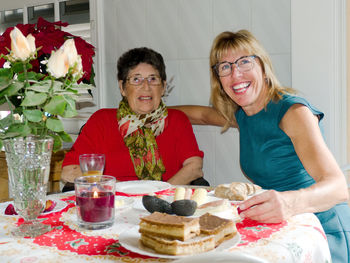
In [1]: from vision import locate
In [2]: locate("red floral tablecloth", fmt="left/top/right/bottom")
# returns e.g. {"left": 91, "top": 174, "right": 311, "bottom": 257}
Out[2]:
{"left": 0, "top": 191, "right": 331, "bottom": 263}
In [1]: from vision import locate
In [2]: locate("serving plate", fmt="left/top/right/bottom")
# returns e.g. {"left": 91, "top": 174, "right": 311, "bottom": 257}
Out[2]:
{"left": 0, "top": 198, "right": 68, "bottom": 216}
{"left": 115, "top": 180, "right": 171, "bottom": 195}
{"left": 119, "top": 225, "right": 241, "bottom": 259}
{"left": 172, "top": 251, "right": 269, "bottom": 263}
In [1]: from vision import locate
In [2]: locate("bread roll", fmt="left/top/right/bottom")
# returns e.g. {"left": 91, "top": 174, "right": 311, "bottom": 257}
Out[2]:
{"left": 214, "top": 182, "right": 261, "bottom": 201}
{"left": 191, "top": 188, "right": 207, "bottom": 206}
{"left": 184, "top": 188, "right": 192, "bottom": 199}
{"left": 174, "top": 187, "right": 186, "bottom": 200}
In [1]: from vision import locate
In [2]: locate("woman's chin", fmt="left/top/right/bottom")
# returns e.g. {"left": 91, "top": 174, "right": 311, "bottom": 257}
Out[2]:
{"left": 133, "top": 107, "right": 155, "bottom": 115}
{"left": 133, "top": 103, "right": 160, "bottom": 115}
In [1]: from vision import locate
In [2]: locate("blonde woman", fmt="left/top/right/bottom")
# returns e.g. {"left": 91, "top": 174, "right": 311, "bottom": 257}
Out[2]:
{"left": 174, "top": 30, "right": 350, "bottom": 262}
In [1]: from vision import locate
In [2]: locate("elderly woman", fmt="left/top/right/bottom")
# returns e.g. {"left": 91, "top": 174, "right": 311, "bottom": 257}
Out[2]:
{"left": 174, "top": 30, "right": 350, "bottom": 262}
{"left": 61, "top": 47, "right": 204, "bottom": 185}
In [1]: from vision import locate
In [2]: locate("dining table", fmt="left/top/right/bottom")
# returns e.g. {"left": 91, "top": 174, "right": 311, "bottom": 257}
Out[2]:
{"left": 0, "top": 182, "right": 331, "bottom": 263}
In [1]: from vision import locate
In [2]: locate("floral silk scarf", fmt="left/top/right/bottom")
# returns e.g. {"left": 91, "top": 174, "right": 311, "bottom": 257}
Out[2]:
{"left": 117, "top": 98, "right": 167, "bottom": 180}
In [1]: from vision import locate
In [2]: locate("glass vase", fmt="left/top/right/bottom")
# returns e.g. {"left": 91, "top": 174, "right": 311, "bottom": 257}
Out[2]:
{"left": 3, "top": 136, "right": 53, "bottom": 238}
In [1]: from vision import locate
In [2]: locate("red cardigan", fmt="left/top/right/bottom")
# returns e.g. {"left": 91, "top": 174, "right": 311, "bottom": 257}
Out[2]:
{"left": 62, "top": 108, "right": 204, "bottom": 182}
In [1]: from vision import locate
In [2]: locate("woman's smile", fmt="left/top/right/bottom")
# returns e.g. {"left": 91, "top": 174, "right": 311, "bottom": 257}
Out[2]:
{"left": 231, "top": 81, "right": 251, "bottom": 94}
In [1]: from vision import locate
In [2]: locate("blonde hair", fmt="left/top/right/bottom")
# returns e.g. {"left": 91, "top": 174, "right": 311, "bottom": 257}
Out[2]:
{"left": 209, "top": 30, "right": 295, "bottom": 131}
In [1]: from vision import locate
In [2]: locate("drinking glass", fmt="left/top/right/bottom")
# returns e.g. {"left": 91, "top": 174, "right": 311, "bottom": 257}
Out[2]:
{"left": 3, "top": 136, "right": 53, "bottom": 237}
{"left": 79, "top": 154, "right": 105, "bottom": 176}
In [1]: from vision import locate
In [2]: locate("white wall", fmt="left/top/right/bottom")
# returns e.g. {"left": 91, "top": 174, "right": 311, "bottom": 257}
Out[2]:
{"left": 291, "top": 0, "right": 347, "bottom": 166}
{"left": 95, "top": 0, "right": 347, "bottom": 185}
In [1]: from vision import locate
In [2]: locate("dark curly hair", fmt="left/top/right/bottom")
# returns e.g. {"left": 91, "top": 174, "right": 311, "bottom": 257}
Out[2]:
{"left": 117, "top": 47, "right": 166, "bottom": 82}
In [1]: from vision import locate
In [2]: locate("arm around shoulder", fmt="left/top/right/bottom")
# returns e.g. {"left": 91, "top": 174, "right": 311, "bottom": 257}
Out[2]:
{"left": 170, "top": 105, "right": 234, "bottom": 127}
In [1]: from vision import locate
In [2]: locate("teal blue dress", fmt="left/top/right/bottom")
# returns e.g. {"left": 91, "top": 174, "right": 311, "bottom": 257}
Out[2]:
{"left": 235, "top": 95, "right": 350, "bottom": 263}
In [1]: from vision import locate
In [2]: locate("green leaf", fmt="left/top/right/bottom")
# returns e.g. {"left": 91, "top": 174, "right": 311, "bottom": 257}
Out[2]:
{"left": 0, "top": 68, "right": 12, "bottom": 90}
{"left": 6, "top": 123, "right": 32, "bottom": 137}
{"left": 12, "top": 62, "right": 26, "bottom": 73}
{"left": 65, "top": 87, "right": 78, "bottom": 94}
{"left": 49, "top": 133, "right": 62, "bottom": 152}
{"left": 51, "top": 80, "right": 65, "bottom": 92}
{"left": 34, "top": 72, "right": 45, "bottom": 80}
{"left": 0, "top": 68, "right": 12, "bottom": 77}
{"left": 17, "top": 71, "right": 37, "bottom": 82}
{"left": 0, "top": 81, "right": 24, "bottom": 97}
{"left": 0, "top": 96, "right": 6, "bottom": 105}
{"left": 27, "top": 121, "right": 45, "bottom": 136}
{"left": 71, "top": 83, "right": 95, "bottom": 92}
{"left": 23, "top": 109, "right": 43, "bottom": 122}
{"left": 27, "top": 82, "right": 51, "bottom": 93}
{"left": 58, "top": 131, "right": 72, "bottom": 142}
{"left": 62, "top": 96, "right": 77, "bottom": 118}
{"left": 44, "top": 96, "right": 66, "bottom": 115}
{"left": 46, "top": 118, "right": 64, "bottom": 132}
{"left": 0, "top": 114, "right": 13, "bottom": 130}
{"left": 21, "top": 91, "right": 47, "bottom": 106}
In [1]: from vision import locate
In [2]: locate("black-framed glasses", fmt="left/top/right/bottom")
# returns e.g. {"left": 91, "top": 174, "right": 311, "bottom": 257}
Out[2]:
{"left": 212, "top": 55, "right": 258, "bottom": 77}
{"left": 126, "top": 74, "right": 162, "bottom": 86}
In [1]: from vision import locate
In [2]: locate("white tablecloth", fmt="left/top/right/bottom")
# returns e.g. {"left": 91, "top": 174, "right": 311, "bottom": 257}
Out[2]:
{"left": 0, "top": 191, "right": 331, "bottom": 262}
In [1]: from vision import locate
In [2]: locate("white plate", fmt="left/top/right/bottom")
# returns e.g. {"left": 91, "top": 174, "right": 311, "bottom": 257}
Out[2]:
{"left": 0, "top": 198, "right": 68, "bottom": 216}
{"left": 119, "top": 226, "right": 241, "bottom": 259}
{"left": 115, "top": 196, "right": 134, "bottom": 209}
{"left": 172, "top": 251, "right": 269, "bottom": 263}
{"left": 115, "top": 180, "right": 171, "bottom": 195}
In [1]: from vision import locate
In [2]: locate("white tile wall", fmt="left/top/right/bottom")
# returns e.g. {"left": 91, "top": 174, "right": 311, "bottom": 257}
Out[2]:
{"left": 101, "top": 0, "right": 291, "bottom": 185}
{"left": 178, "top": 0, "right": 213, "bottom": 59}
{"left": 179, "top": 59, "right": 211, "bottom": 105}
{"left": 252, "top": 0, "right": 291, "bottom": 54}
{"left": 147, "top": 0, "right": 179, "bottom": 60}
{"left": 212, "top": 0, "right": 252, "bottom": 36}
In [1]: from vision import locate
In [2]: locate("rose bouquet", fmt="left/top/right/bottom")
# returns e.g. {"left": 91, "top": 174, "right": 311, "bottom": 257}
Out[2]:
{"left": 0, "top": 17, "right": 95, "bottom": 151}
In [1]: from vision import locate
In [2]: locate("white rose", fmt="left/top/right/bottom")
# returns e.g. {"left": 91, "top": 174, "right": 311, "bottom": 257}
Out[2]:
{"left": 71, "top": 55, "right": 83, "bottom": 79}
{"left": 26, "top": 34, "right": 36, "bottom": 55}
{"left": 10, "top": 27, "right": 36, "bottom": 61}
{"left": 46, "top": 47, "right": 69, "bottom": 78}
{"left": 62, "top": 39, "right": 78, "bottom": 67}
{"left": 62, "top": 39, "right": 83, "bottom": 78}
{"left": 48, "top": 39, "right": 83, "bottom": 79}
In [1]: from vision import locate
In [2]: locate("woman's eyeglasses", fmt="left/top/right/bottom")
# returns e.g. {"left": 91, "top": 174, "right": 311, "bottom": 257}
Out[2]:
{"left": 126, "top": 74, "right": 162, "bottom": 86}
{"left": 213, "top": 55, "right": 258, "bottom": 77}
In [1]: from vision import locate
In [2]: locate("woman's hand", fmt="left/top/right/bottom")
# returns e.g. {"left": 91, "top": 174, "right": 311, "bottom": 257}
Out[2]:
{"left": 61, "top": 165, "right": 82, "bottom": 183}
{"left": 167, "top": 156, "right": 203, "bottom": 185}
{"left": 238, "top": 190, "right": 296, "bottom": 223}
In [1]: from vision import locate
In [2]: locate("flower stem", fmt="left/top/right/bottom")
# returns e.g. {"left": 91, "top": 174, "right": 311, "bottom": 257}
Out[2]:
{"left": 22, "top": 61, "right": 28, "bottom": 124}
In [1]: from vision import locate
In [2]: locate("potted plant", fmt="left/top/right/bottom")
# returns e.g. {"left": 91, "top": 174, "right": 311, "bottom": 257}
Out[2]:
{"left": 0, "top": 17, "right": 95, "bottom": 237}
{"left": 0, "top": 17, "right": 95, "bottom": 150}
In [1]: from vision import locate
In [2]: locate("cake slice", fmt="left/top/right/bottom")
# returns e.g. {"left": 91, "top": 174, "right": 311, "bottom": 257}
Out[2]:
{"left": 140, "top": 233, "right": 215, "bottom": 255}
{"left": 138, "top": 212, "right": 237, "bottom": 256}
{"left": 139, "top": 212, "right": 200, "bottom": 241}
{"left": 199, "top": 213, "right": 237, "bottom": 246}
